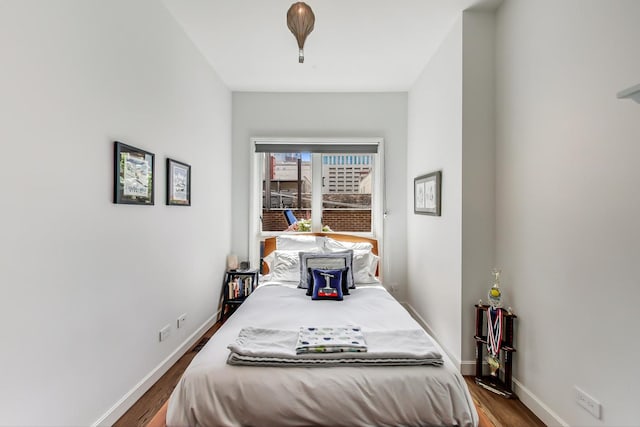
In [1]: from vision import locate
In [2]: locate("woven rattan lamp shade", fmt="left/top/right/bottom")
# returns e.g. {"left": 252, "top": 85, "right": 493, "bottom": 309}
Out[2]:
{"left": 286, "top": 2, "right": 315, "bottom": 63}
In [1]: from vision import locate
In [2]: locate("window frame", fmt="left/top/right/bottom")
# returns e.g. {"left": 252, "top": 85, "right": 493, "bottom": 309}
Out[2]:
{"left": 249, "top": 137, "right": 384, "bottom": 269}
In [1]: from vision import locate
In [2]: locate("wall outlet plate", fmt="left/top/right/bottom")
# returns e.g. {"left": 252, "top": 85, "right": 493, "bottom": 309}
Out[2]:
{"left": 574, "top": 386, "right": 601, "bottom": 419}
{"left": 177, "top": 313, "right": 187, "bottom": 329}
{"left": 159, "top": 325, "right": 171, "bottom": 342}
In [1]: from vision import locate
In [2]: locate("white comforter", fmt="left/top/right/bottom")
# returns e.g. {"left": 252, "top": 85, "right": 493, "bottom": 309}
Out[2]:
{"left": 167, "top": 283, "right": 478, "bottom": 427}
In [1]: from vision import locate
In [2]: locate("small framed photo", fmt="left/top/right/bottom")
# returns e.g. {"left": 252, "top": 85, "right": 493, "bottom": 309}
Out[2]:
{"left": 114, "top": 141, "right": 154, "bottom": 205}
{"left": 166, "top": 158, "right": 191, "bottom": 206}
{"left": 414, "top": 171, "right": 442, "bottom": 216}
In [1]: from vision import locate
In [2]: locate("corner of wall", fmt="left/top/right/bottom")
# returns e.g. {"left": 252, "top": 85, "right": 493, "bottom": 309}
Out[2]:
{"left": 402, "top": 303, "right": 462, "bottom": 370}
{"left": 460, "top": 7, "right": 497, "bottom": 364}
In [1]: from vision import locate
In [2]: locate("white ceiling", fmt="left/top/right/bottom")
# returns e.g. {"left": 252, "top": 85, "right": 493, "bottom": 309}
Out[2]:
{"left": 163, "top": 0, "right": 501, "bottom": 92}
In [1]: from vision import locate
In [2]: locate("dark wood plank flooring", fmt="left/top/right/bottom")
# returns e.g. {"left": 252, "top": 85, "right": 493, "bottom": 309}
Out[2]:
{"left": 115, "top": 321, "right": 545, "bottom": 427}
{"left": 464, "top": 376, "right": 546, "bottom": 427}
{"left": 113, "top": 322, "right": 222, "bottom": 427}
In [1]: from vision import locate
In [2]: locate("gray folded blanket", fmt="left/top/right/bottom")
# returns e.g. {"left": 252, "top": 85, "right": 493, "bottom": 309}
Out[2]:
{"left": 227, "top": 327, "right": 444, "bottom": 367}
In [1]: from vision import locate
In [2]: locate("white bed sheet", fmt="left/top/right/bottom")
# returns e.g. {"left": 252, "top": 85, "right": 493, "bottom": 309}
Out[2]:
{"left": 167, "top": 282, "right": 478, "bottom": 427}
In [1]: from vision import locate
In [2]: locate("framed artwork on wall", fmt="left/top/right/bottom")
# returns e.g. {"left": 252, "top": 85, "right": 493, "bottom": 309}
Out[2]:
{"left": 414, "top": 170, "right": 441, "bottom": 216}
{"left": 114, "top": 141, "right": 155, "bottom": 205}
{"left": 166, "top": 158, "right": 191, "bottom": 206}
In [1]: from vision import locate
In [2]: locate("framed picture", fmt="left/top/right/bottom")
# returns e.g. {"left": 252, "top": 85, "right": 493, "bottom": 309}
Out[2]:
{"left": 166, "top": 158, "right": 191, "bottom": 206}
{"left": 114, "top": 141, "right": 154, "bottom": 205}
{"left": 414, "top": 171, "right": 441, "bottom": 216}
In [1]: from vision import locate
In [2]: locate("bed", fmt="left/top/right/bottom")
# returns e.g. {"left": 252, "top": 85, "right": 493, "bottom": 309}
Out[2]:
{"left": 167, "top": 233, "right": 478, "bottom": 427}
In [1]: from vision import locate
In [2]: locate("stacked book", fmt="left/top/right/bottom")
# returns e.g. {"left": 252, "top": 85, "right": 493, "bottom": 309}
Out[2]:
{"left": 228, "top": 276, "right": 253, "bottom": 300}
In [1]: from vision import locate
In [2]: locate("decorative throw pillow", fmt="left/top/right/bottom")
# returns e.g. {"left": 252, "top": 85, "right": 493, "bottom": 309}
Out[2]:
{"left": 298, "top": 250, "right": 354, "bottom": 290}
{"left": 306, "top": 267, "right": 350, "bottom": 296}
{"left": 311, "top": 269, "right": 344, "bottom": 301}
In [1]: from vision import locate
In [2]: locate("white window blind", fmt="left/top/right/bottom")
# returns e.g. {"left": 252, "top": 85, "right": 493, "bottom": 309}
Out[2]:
{"left": 254, "top": 140, "right": 379, "bottom": 154}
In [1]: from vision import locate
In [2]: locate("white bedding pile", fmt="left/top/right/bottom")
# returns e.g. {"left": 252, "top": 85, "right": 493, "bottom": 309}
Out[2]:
{"left": 167, "top": 282, "right": 478, "bottom": 427}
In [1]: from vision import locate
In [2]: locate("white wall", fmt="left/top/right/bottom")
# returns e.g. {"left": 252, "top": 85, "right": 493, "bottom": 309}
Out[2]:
{"left": 232, "top": 92, "right": 408, "bottom": 299}
{"left": 407, "top": 17, "right": 464, "bottom": 363}
{"left": 495, "top": 1, "right": 640, "bottom": 425}
{"left": 461, "top": 12, "right": 496, "bottom": 366}
{"left": 407, "top": 12, "right": 495, "bottom": 367}
{"left": 0, "top": 1, "right": 231, "bottom": 426}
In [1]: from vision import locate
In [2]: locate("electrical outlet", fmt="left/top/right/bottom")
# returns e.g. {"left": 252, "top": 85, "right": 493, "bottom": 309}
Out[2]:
{"left": 177, "top": 313, "right": 187, "bottom": 329}
{"left": 159, "top": 324, "right": 171, "bottom": 342}
{"left": 390, "top": 283, "right": 398, "bottom": 293}
{"left": 575, "top": 386, "right": 601, "bottom": 419}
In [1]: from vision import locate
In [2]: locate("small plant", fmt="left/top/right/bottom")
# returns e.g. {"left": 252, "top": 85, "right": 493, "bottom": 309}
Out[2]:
{"left": 286, "top": 219, "right": 332, "bottom": 232}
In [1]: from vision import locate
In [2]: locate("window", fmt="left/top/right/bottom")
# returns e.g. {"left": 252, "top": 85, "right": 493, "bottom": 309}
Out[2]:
{"left": 250, "top": 138, "right": 384, "bottom": 266}
{"left": 322, "top": 154, "right": 373, "bottom": 232}
{"left": 261, "top": 152, "right": 312, "bottom": 232}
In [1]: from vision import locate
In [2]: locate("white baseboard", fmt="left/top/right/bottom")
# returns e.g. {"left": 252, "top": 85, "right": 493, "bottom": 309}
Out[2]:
{"left": 402, "top": 303, "right": 478, "bottom": 376}
{"left": 402, "top": 302, "right": 568, "bottom": 426}
{"left": 460, "top": 360, "right": 477, "bottom": 376}
{"left": 513, "top": 377, "right": 569, "bottom": 427}
{"left": 401, "top": 302, "right": 462, "bottom": 369}
{"left": 91, "top": 311, "right": 219, "bottom": 427}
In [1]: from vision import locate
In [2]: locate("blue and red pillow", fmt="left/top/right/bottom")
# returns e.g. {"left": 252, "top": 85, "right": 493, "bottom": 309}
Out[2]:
{"left": 306, "top": 267, "right": 350, "bottom": 297}
{"left": 310, "top": 268, "right": 345, "bottom": 300}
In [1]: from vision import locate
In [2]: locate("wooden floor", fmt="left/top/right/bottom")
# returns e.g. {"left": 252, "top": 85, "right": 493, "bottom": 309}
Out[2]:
{"left": 115, "top": 321, "right": 545, "bottom": 427}
{"left": 464, "top": 377, "right": 546, "bottom": 427}
{"left": 113, "top": 322, "right": 222, "bottom": 427}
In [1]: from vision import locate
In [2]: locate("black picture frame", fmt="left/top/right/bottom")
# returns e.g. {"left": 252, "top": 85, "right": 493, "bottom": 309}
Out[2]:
{"left": 166, "top": 158, "right": 191, "bottom": 206}
{"left": 114, "top": 141, "right": 155, "bottom": 205}
{"left": 414, "top": 170, "right": 442, "bottom": 216}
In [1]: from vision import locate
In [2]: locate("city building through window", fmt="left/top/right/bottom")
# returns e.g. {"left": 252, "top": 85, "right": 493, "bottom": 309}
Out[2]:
{"left": 259, "top": 152, "right": 375, "bottom": 233}
{"left": 250, "top": 138, "right": 384, "bottom": 266}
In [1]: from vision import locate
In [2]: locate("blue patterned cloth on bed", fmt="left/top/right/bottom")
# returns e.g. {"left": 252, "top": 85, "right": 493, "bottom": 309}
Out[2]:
{"left": 296, "top": 326, "right": 368, "bottom": 354}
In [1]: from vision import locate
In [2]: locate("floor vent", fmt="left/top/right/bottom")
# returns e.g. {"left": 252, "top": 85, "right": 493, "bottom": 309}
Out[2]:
{"left": 192, "top": 337, "right": 210, "bottom": 352}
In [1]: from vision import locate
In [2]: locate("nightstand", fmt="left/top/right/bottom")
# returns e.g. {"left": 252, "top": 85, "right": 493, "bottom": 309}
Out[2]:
{"left": 219, "top": 269, "right": 259, "bottom": 322}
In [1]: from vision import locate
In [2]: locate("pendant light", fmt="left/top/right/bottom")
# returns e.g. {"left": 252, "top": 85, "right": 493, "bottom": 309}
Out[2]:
{"left": 287, "top": 2, "right": 315, "bottom": 63}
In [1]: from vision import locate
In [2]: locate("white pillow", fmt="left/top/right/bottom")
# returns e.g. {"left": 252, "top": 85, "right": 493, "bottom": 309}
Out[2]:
{"left": 352, "top": 250, "right": 380, "bottom": 284}
{"left": 324, "top": 237, "right": 373, "bottom": 252}
{"left": 276, "top": 235, "right": 326, "bottom": 251}
{"left": 264, "top": 248, "right": 321, "bottom": 282}
{"left": 262, "top": 251, "right": 275, "bottom": 273}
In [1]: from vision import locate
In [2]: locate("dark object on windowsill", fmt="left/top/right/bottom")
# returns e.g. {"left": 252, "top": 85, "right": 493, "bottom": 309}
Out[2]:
{"left": 284, "top": 209, "right": 298, "bottom": 226}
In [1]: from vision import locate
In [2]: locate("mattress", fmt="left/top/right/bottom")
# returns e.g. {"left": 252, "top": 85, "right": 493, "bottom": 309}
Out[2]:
{"left": 167, "top": 282, "right": 478, "bottom": 427}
